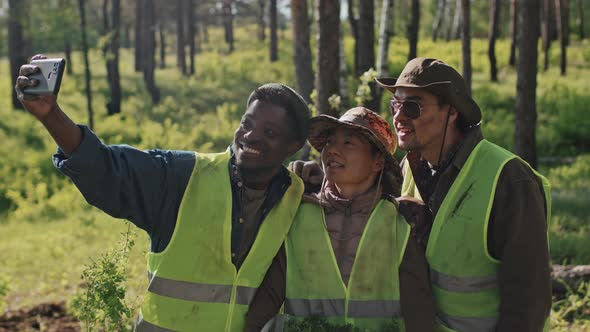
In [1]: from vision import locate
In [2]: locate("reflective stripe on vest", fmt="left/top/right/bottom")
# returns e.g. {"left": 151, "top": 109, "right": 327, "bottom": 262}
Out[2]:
{"left": 136, "top": 316, "right": 175, "bottom": 332}
{"left": 435, "top": 314, "right": 497, "bottom": 332}
{"left": 284, "top": 299, "right": 402, "bottom": 318}
{"left": 430, "top": 269, "right": 498, "bottom": 293}
{"left": 147, "top": 273, "right": 257, "bottom": 305}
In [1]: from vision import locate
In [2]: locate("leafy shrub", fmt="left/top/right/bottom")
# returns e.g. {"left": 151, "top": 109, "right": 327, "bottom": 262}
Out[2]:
{"left": 70, "top": 225, "right": 136, "bottom": 332}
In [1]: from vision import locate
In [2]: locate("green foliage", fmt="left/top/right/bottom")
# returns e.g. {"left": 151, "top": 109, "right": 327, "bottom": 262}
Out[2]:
{"left": 0, "top": 276, "right": 10, "bottom": 312}
{"left": 549, "top": 155, "right": 590, "bottom": 191}
{"left": 355, "top": 68, "right": 378, "bottom": 107}
{"left": 551, "top": 282, "right": 590, "bottom": 331}
{"left": 70, "top": 225, "right": 136, "bottom": 332}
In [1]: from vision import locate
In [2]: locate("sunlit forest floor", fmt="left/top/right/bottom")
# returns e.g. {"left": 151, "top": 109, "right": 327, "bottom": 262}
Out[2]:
{"left": 1, "top": 26, "right": 589, "bottom": 329}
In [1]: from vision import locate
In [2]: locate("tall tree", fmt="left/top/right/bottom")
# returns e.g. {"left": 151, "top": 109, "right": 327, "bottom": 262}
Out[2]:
{"left": 316, "top": 0, "right": 340, "bottom": 117}
{"left": 376, "top": 0, "right": 394, "bottom": 105}
{"left": 509, "top": 0, "right": 518, "bottom": 66}
{"left": 102, "top": 0, "right": 110, "bottom": 56}
{"left": 105, "top": 0, "right": 121, "bottom": 115}
{"left": 223, "top": 0, "right": 234, "bottom": 53}
{"left": 488, "top": 0, "right": 501, "bottom": 82}
{"left": 444, "top": 0, "right": 453, "bottom": 41}
{"left": 407, "top": 0, "right": 420, "bottom": 60}
{"left": 159, "top": 22, "right": 166, "bottom": 68}
{"left": 143, "top": 0, "right": 161, "bottom": 103}
{"left": 461, "top": 0, "right": 471, "bottom": 95}
{"left": 555, "top": 0, "right": 568, "bottom": 75}
{"left": 542, "top": 0, "right": 552, "bottom": 71}
{"left": 59, "top": 0, "right": 74, "bottom": 75}
{"left": 377, "top": 0, "right": 395, "bottom": 78}
{"left": 291, "top": 0, "right": 314, "bottom": 103}
{"left": 78, "top": 0, "right": 94, "bottom": 129}
{"left": 348, "top": 0, "right": 359, "bottom": 75}
{"left": 258, "top": 0, "right": 266, "bottom": 41}
{"left": 357, "top": 0, "right": 378, "bottom": 110}
{"left": 515, "top": 0, "right": 540, "bottom": 168}
{"left": 177, "top": 0, "right": 187, "bottom": 74}
{"left": 188, "top": 0, "right": 196, "bottom": 75}
{"left": 8, "top": 0, "right": 28, "bottom": 110}
{"left": 134, "top": 0, "right": 143, "bottom": 72}
{"left": 270, "top": 0, "right": 278, "bottom": 62}
{"left": 432, "top": 0, "right": 446, "bottom": 41}
{"left": 451, "top": 0, "right": 462, "bottom": 39}
{"left": 578, "top": 0, "right": 585, "bottom": 39}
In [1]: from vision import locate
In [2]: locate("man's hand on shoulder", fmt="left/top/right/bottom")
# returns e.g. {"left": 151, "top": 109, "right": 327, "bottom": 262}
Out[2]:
{"left": 288, "top": 160, "right": 324, "bottom": 193}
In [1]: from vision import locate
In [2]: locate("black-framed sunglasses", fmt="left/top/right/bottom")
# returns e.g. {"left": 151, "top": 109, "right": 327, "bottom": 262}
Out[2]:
{"left": 389, "top": 99, "right": 439, "bottom": 120}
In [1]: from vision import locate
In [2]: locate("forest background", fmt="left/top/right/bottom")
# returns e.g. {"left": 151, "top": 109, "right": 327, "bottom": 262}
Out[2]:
{"left": 0, "top": 0, "right": 589, "bottom": 330}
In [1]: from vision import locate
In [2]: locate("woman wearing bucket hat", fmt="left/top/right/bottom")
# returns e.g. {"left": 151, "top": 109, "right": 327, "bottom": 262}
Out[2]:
{"left": 245, "top": 107, "right": 435, "bottom": 332}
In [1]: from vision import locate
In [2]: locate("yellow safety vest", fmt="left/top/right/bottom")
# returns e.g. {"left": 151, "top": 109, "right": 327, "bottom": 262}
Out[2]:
{"left": 139, "top": 150, "right": 303, "bottom": 331}
{"left": 402, "top": 140, "right": 551, "bottom": 332}
{"left": 284, "top": 199, "right": 410, "bottom": 331}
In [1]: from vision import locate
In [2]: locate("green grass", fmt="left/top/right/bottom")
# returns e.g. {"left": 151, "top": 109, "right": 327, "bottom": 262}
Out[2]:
{"left": 0, "top": 26, "right": 589, "bottom": 328}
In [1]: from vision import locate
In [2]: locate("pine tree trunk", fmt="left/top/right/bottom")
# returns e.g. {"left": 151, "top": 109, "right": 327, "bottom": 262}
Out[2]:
{"left": 78, "top": 0, "right": 94, "bottom": 129}
{"left": 432, "top": 0, "right": 446, "bottom": 41}
{"left": 376, "top": 0, "right": 394, "bottom": 106}
{"left": 578, "top": 0, "right": 585, "bottom": 39}
{"left": 515, "top": 0, "right": 540, "bottom": 169}
{"left": 106, "top": 0, "right": 121, "bottom": 115}
{"left": 102, "top": 0, "right": 109, "bottom": 56}
{"left": 8, "top": 0, "right": 28, "bottom": 110}
{"left": 270, "top": 0, "right": 278, "bottom": 62}
{"left": 461, "top": 0, "right": 471, "bottom": 95}
{"left": 339, "top": 29, "right": 349, "bottom": 109}
{"left": 290, "top": 0, "right": 314, "bottom": 103}
{"left": 188, "top": 0, "right": 196, "bottom": 75}
{"left": 542, "top": 0, "right": 552, "bottom": 71}
{"left": 444, "top": 0, "right": 453, "bottom": 41}
{"left": 258, "top": 0, "right": 266, "bottom": 41}
{"left": 358, "top": 0, "right": 378, "bottom": 111}
{"left": 407, "top": 0, "right": 420, "bottom": 61}
{"left": 555, "top": 0, "right": 567, "bottom": 75}
{"left": 452, "top": 0, "right": 462, "bottom": 40}
{"left": 64, "top": 40, "right": 73, "bottom": 75}
{"left": 143, "top": 0, "right": 160, "bottom": 104}
{"left": 348, "top": 0, "right": 359, "bottom": 76}
{"left": 177, "top": 0, "right": 187, "bottom": 74}
{"left": 509, "top": 0, "right": 518, "bottom": 66}
{"left": 488, "top": 0, "right": 500, "bottom": 82}
{"left": 134, "top": 0, "right": 142, "bottom": 72}
{"left": 223, "top": 0, "right": 234, "bottom": 53}
{"left": 316, "top": 0, "right": 340, "bottom": 117}
{"left": 159, "top": 23, "right": 166, "bottom": 69}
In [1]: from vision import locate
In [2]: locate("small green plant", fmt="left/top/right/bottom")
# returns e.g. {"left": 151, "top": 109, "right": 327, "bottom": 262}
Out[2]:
{"left": 70, "top": 224, "right": 137, "bottom": 332}
{"left": 551, "top": 281, "right": 590, "bottom": 330}
{"left": 0, "top": 276, "right": 10, "bottom": 312}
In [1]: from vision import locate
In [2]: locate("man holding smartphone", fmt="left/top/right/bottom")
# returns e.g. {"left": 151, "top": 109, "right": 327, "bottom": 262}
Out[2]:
{"left": 15, "top": 55, "right": 311, "bottom": 331}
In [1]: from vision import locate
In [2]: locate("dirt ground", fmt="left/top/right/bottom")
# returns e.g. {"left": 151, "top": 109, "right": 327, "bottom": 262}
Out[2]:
{"left": 0, "top": 302, "right": 80, "bottom": 332}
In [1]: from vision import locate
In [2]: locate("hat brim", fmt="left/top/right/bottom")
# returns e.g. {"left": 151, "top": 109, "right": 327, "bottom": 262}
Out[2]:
{"left": 307, "top": 115, "right": 400, "bottom": 174}
{"left": 375, "top": 77, "right": 482, "bottom": 126}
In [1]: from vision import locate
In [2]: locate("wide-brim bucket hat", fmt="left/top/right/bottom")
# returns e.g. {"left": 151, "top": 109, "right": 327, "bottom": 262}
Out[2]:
{"left": 375, "top": 57, "right": 482, "bottom": 127}
{"left": 308, "top": 107, "right": 403, "bottom": 196}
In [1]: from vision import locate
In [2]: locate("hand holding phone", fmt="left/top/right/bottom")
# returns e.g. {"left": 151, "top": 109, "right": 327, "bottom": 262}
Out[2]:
{"left": 23, "top": 58, "right": 66, "bottom": 96}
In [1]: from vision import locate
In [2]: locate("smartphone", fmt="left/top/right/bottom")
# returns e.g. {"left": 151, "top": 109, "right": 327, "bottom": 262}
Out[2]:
{"left": 24, "top": 58, "right": 66, "bottom": 96}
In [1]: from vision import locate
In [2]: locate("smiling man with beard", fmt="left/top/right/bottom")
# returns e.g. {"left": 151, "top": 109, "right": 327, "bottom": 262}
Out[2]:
{"left": 15, "top": 56, "right": 310, "bottom": 332}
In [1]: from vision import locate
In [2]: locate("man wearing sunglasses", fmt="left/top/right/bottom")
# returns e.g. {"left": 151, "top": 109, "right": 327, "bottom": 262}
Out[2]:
{"left": 374, "top": 57, "right": 551, "bottom": 332}
{"left": 291, "top": 57, "right": 551, "bottom": 332}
